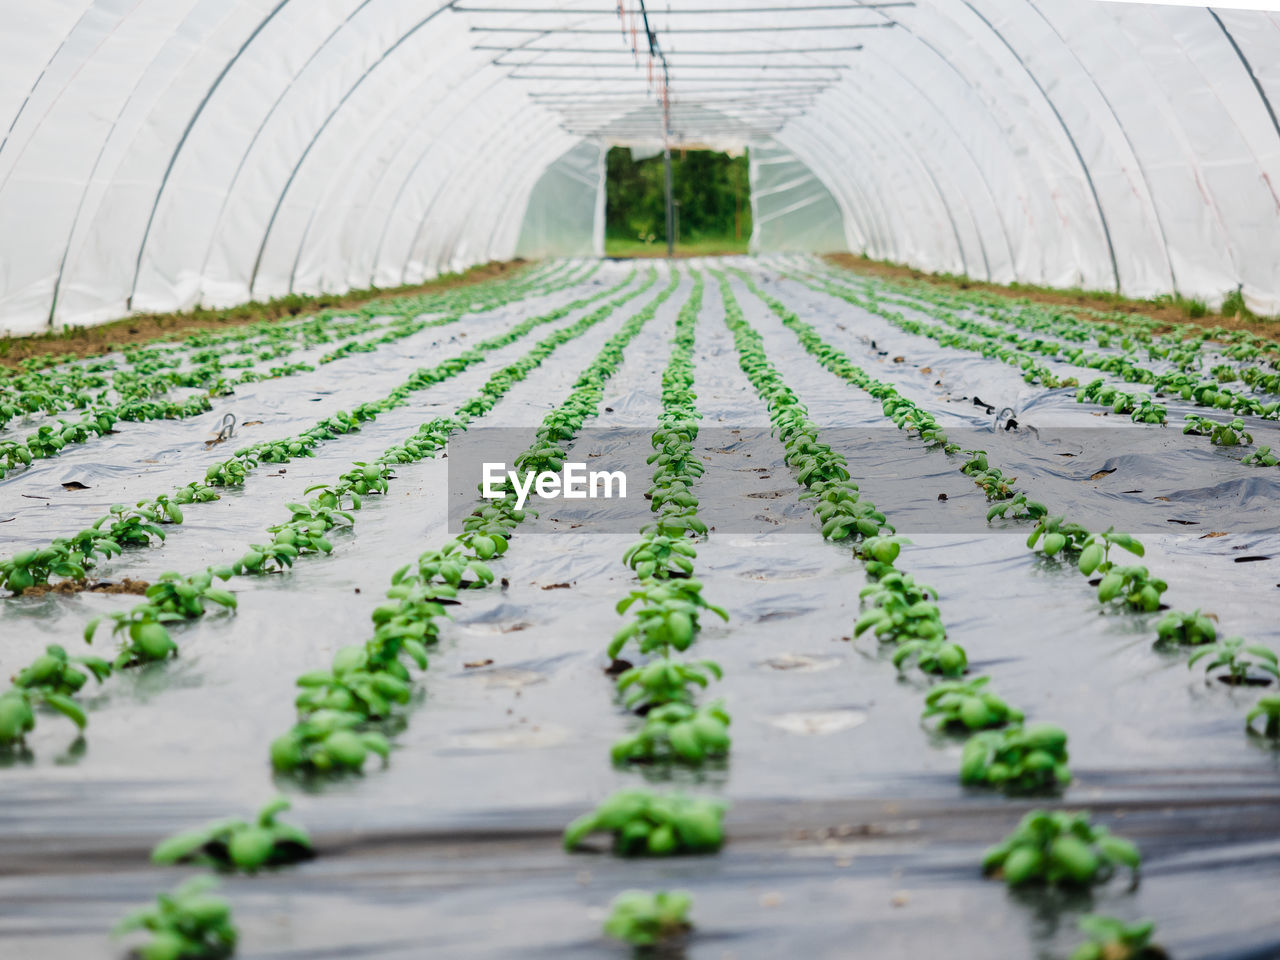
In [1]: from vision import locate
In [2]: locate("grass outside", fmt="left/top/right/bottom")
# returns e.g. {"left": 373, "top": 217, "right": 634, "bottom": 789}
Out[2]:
{"left": 824, "top": 252, "right": 1280, "bottom": 342}
{"left": 0, "top": 260, "right": 526, "bottom": 370}
{"left": 605, "top": 235, "right": 749, "bottom": 259}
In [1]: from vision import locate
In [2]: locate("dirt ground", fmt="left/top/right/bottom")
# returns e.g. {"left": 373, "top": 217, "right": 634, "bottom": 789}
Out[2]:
{"left": 824, "top": 252, "right": 1280, "bottom": 343}
{"left": 0, "top": 260, "right": 524, "bottom": 371}
{"left": 18, "top": 578, "right": 151, "bottom": 597}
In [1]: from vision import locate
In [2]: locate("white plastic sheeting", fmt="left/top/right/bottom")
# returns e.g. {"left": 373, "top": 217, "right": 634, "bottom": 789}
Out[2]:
{"left": 748, "top": 139, "right": 847, "bottom": 255}
{"left": 1, "top": 1, "right": 1279, "bottom": 335}
{"left": 0, "top": 0, "right": 581, "bottom": 335}
{"left": 516, "top": 141, "right": 606, "bottom": 259}
{"left": 772, "top": 2, "right": 1280, "bottom": 310}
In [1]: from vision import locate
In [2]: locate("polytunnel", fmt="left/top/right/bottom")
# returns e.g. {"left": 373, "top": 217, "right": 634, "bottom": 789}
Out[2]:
{"left": 7, "top": 4, "right": 1280, "bottom": 960}
{"left": 2, "top": 0, "right": 1280, "bottom": 336}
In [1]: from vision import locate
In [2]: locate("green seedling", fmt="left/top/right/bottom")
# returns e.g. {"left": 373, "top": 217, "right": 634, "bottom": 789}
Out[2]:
{"left": 231, "top": 536, "right": 301, "bottom": 575}
{"left": 961, "top": 451, "right": 990, "bottom": 476}
{"left": 639, "top": 512, "right": 708, "bottom": 539}
{"left": 144, "top": 568, "right": 237, "bottom": 618}
{"left": 982, "top": 809, "right": 1140, "bottom": 888}
{"left": 1026, "top": 515, "right": 1091, "bottom": 557}
{"left": 151, "top": 796, "right": 312, "bottom": 872}
{"left": 85, "top": 607, "right": 179, "bottom": 668}
{"left": 1096, "top": 564, "right": 1168, "bottom": 612}
{"left": 564, "top": 789, "right": 727, "bottom": 856}
{"left": 172, "top": 482, "right": 220, "bottom": 505}
{"left": 258, "top": 436, "right": 318, "bottom": 465}
{"left": 13, "top": 643, "right": 112, "bottom": 695}
{"left": 25, "top": 424, "right": 67, "bottom": 458}
{"left": 922, "top": 676, "right": 1023, "bottom": 732}
{"left": 1077, "top": 529, "right": 1145, "bottom": 576}
{"left": 368, "top": 580, "right": 452, "bottom": 669}
{"left": 986, "top": 493, "right": 1047, "bottom": 522}
{"left": 1188, "top": 636, "right": 1279, "bottom": 685}
{"left": 459, "top": 511, "right": 515, "bottom": 559}
{"left": 892, "top": 638, "right": 969, "bottom": 677}
{"left": 114, "top": 874, "right": 237, "bottom": 960}
{"left": 1242, "top": 445, "right": 1278, "bottom": 467}
{"left": 609, "top": 580, "right": 729, "bottom": 659}
{"left": 1, "top": 642, "right": 110, "bottom": 743}
{"left": 136, "top": 494, "right": 184, "bottom": 526}
{"left": 855, "top": 572, "right": 946, "bottom": 645}
{"left": 611, "top": 700, "right": 731, "bottom": 765}
{"left": 339, "top": 460, "right": 390, "bottom": 496}
{"left": 623, "top": 535, "right": 698, "bottom": 580}
{"left": 603, "top": 890, "right": 693, "bottom": 949}
{"left": 802, "top": 479, "right": 887, "bottom": 541}
{"left": 1128, "top": 398, "right": 1166, "bottom": 424}
{"left": 0, "top": 541, "right": 91, "bottom": 593}
{"left": 973, "top": 467, "right": 1016, "bottom": 501}
{"left": 270, "top": 709, "right": 390, "bottom": 774}
{"left": 1184, "top": 414, "right": 1252, "bottom": 445}
{"left": 277, "top": 497, "right": 353, "bottom": 535}
{"left": 1246, "top": 695, "right": 1280, "bottom": 737}
{"left": 410, "top": 540, "right": 494, "bottom": 588}
{"left": 961, "top": 723, "right": 1071, "bottom": 793}
{"left": 648, "top": 475, "right": 700, "bottom": 514}
{"left": 205, "top": 448, "right": 259, "bottom": 486}
{"left": 615, "top": 658, "right": 723, "bottom": 712}
{"left": 1069, "top": 916, "right": 1167, "bottom": 960}
{"left": 1155, "top": 608, "right": 1217, "bottom": 646}
{"left": 0, "top": 686, "right": 83, "bottom": 745}
{"left": 857, "top": 535, "right": 910, "bottom": 568}
{"left": 99, "top": 502, "right": 169, "bottom": 549}
{"left": 0, "top": 439, "right": 34, "bottom": 476}
{"left": 295, "top": 645, "right": 412, "bottom": 719}
{"left": 1076, "top": 530, "right": 1166, "bottom": 610}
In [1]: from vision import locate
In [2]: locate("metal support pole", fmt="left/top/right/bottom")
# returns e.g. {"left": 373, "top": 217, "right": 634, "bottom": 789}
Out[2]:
{"left": 664, "top": 144, "right": 674, "bottom": 258}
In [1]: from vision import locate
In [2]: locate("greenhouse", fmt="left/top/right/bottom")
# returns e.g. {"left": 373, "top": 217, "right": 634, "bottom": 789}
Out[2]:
{"left": 2, "top": 2, "right": 1280, "bottom": 958}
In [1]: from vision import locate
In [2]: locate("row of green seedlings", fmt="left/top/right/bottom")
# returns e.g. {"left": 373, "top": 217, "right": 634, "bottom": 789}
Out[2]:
{"left": 741, "top": 270, "right": 1280, "bottom": 741}
{"left": 794, "top": 265, "right": 1280, "bottom": 429}
{"left": 849, "top": 262, "right": 1280, "bottom": 391}
{"left": 0, "top": 261, "right": 586, "bottom": 480}
{"left": 0, "top": 269, "right": 641, "bottom": 597}
{"left": 101, "top": 267, "right": 685, "bottom": 960}
{"left": 0, "top": 307, "right": 364, "bottom": 425}
{"left": 275, "top": 260, "right": 579, "bottom": 373}
{"left": 5, "top": 259, "right": 583, "bottom": 466}
{"left": 0, "top": 258, "right": 565, "bottom": 385}
{"left": 0, "top": 260, "right": 567, "bottom": 476}
{"left": 814, "top": 264, "right": 1245, "bottom": 418}
{"left": 839, "top": 262, "right": 1274, "bottom": 388}
{"left": 313, "top": 260, "right": 593, "bottom": 365}
{"left": 1180, "top": 414, "right": 1280, "bottom": 471}
{"left": 0, "top": 268, "right": 659, "bottom": 760}
{"left": 715, "top": 271, "right": 1154, "bottom": 959}
{"left": 791, "top": 265, "right": 1156, "bottom": 421}
{"left": 573, "top": 272, "right": 724, "bottom": 950}
{"left": 810, "top": 257, "right": 1280, "bottom": 397}
{"left": 0, "top": 262, "right": 558, "bottom": 434}
{"left": 1172, "top": 412, "right": 1280, "bottom": 473}
{"left": 0, "top": 259, "right": 563, "bottom": 402}
{"left": 807, "top": 262, "right": 1280, "bottom": 457}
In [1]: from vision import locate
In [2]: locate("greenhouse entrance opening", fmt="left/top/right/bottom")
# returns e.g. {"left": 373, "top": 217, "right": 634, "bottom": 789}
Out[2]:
{"left": 604, "top": 146, "right": 750, "bottom": 258}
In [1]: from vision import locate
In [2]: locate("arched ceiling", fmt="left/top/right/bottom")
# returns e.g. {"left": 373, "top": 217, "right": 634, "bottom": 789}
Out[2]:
{"left": 1, "top": 0, "right": 1278, "bottom": 334}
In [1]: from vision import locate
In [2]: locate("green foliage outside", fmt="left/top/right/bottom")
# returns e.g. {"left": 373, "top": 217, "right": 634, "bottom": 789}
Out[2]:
{"left": 605, "top": 147, "right": 750, "bottom": 255}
